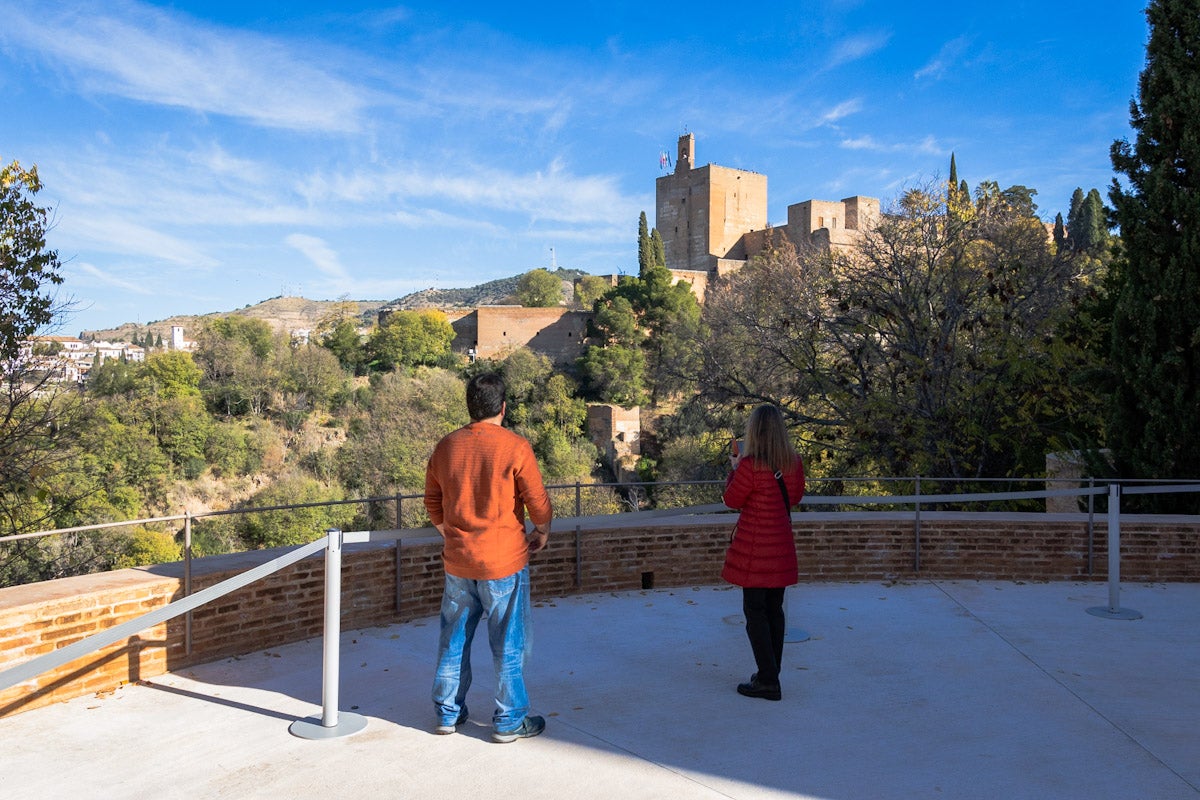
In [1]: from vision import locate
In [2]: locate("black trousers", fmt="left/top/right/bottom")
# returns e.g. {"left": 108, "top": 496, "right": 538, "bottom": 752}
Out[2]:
{"left": 742, "top": 587, "right": 786, "bottom": 685}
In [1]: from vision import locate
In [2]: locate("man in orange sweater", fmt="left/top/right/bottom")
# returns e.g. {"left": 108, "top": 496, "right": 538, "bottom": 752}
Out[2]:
{"left": 424, "top": 372, "right": 552, "bottom": 743}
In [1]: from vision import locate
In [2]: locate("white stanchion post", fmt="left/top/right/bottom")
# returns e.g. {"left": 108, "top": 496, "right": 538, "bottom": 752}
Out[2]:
{"left": 290, "top": 529, "right": 369, "bottom": 739}
{"left": 783, "top": 586, "right": 809, "bottom": 643}
{"left": 1087, "top": 484, "right": 1142, "bottom": 621}
{"left": 321, "top": 527, "right": 342, "bottom": 727}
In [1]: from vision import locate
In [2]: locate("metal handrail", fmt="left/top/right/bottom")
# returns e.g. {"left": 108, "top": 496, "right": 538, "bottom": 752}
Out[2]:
{"left": 5, "top": 475, "right": 1166, "bottom": 546}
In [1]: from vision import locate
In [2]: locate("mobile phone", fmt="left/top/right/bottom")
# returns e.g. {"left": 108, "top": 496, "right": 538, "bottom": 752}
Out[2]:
{"left": 731, "top": 439, "right": 743, "bottom": 456}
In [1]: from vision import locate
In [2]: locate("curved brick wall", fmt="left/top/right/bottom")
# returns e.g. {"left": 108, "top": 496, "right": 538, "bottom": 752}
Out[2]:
{"left": 1, "top": 512, "right": 1197, "bottom": 718}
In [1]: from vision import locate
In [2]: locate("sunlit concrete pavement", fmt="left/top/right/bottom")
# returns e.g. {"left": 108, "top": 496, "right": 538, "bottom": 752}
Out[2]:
{"left": 2, "top": 580, "right": 1198, "bottom": 799}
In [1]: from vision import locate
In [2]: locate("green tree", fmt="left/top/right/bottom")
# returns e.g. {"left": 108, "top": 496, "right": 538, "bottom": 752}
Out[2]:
{"left": 321, "top": 318, "right": 366, "bottom": 374}
{"left": 637, "top": 211, "right": 653, "bottom": 274}
{"left": 574, "top": 275, "right": 611, "bottom": 309}
{"left": 649, "top": 228, "right": 666, "bottom": 269}
{"left": 194, "top": 317, "right": 281, "bottom": 416}
{"left": 277, "top": 343, "right": 348, "bottom": 428}
{"left": 637, "top": 211, "right": 667, "bottom": 275}
{"left": 236, "top": 473, "right": 353, "bottom": 549}
{"left": 1107, "top": 0, "right": 1200, "bottom": 505}
{"left": 515, "top": 268, "right": 563, "bottom": 307}
{"left": 1053, "top": 212, "right": 1068, "bottom": 254}
{"left": 681, "top": 181, "right": 1102, "bottom": 480}
{"left": 499, "top": 349, "right": 595, "bottom": 478}
{"left": 337, "top": 367, "right": 466, "bottom": 505}
{"left": 1, "top": 161, "right": 65, "bottom": 361}
{"left": 138, "top": 351, "right": 203, "bottom": 399}
{"left": 578, "top": 293, "right": 647, "bottom": 405}
{"left": 1067, "top": 187, "right": 1109, "bottom": 255}
{"left": 0, "top": 161, "right": 83, "bottom": 545}
{"left": 365, "top": 310, "right": 454, "bottom": 371}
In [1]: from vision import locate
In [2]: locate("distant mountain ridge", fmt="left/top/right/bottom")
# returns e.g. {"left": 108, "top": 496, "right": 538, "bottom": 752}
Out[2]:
{"left": 79, "top": 268, "right": 590, "bottom": 341}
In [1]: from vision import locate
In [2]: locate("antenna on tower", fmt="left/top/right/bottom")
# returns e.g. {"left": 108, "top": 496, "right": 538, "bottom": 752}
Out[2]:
{"left": 550, "top": 246, "right": 557, "bottom": 269}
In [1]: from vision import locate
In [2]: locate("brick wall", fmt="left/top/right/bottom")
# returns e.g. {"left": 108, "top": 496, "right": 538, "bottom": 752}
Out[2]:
{"left": 2, "top": 513, "right": 1196, "bottom": 718}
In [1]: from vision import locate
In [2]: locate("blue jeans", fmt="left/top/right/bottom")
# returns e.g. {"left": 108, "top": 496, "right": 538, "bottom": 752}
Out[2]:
{"left": 433, "top": 567, "right": 532, "bottom": 732}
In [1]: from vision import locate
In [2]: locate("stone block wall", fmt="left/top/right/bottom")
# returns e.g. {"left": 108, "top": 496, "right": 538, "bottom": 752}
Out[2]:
{"left": 2, "top": 514, "right": 1196, "bottom": 719}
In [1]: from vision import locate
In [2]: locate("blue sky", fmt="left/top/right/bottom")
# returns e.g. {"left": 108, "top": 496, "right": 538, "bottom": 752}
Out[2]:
{"left": 1, "top": 1, "right": 1149, "bottom": 334}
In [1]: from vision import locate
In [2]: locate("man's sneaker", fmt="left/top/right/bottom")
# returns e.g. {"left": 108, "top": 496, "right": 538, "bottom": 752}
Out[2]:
{"left": 434, "top": 709, "right": 468, "bottom": 735}
{"left": 491, "top": 714, "right": 546, "bottom": 743}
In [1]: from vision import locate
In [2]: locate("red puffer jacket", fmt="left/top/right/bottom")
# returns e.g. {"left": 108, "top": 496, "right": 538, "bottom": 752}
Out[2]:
{"left": 720, "top": 455, "right": 805, "bottom": 588}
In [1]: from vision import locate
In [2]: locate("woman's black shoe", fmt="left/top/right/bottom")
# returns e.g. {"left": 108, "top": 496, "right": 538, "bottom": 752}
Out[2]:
{"left": 736, "top": 677, "right": 781, "bottom": 701}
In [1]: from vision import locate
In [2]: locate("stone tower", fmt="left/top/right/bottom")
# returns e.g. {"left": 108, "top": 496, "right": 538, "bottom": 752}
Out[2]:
{"left": 655, "top": 133, "right": 768, "bottom": 274}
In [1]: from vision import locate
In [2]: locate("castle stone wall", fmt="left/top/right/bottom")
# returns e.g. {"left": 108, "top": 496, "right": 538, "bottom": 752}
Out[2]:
{"left": 461, "top": 306, "right": 589, "bottom": 365}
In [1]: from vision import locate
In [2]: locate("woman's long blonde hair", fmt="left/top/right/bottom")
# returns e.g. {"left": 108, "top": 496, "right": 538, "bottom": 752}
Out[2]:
{"left": 742, "top": 404, "right": 797, "bottom": 473}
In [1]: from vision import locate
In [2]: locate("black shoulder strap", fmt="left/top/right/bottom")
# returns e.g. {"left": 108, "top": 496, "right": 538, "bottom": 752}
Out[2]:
{"left": 774, "top": 470, "right": 791, "bottom": 512}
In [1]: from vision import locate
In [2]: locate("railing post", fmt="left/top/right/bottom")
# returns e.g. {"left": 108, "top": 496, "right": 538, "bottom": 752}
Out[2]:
{"left": 289, "top": 528, "right": 369, "bottom": 739}
{"left": 575, "top": 480, "right": 582, "bottom": 518}
{"left": 574, "top": 524, "right": 583, "bottom": 589}
{"left": 1086, "top": 476, "right": 1095, "bottom": 574}
{"left": 913, "top": 476, "right": 922, "bottom": 572}
{"left": 184, "top": 511, "right": 193, "bottom": 655}
{"left": 1087, "top": 484, "right": 1142, "bottom": 621}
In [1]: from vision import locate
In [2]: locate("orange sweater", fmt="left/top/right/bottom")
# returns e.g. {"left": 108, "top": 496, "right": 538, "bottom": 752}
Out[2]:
{"left": 424, "top": 421, "right": 552, "bottom": 580}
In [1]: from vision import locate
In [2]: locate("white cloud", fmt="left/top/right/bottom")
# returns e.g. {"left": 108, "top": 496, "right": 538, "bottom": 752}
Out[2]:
{"left": 828, "top": 32, "right": 891, "bottom": 68}
{"left": 74, "top": 262, "right": 155, "bottom": 294}
{"left": 62, "top": 214, "right": 218, "bottom": 268}
{"left": 820, "top": 99, "right": 864, "bottom": 125}
{"left": 302, "top": 159, "right": 640, "bottom": 229}
{"left": 839, "top": 134, "right": 941, "bottom": 155}
{"left": 915, "top": 36, "right": 972, "bottom": 81}
{"left": 2, "top": 1, "right": 368, "bottom": 132}
{"left": 285, "top": 234, "right": 348, "bottom": 281}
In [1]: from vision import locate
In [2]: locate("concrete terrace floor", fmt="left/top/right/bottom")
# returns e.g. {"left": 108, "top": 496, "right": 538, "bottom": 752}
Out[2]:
{"left": 2, "top": 580, "right": 1198, "bottom": 800}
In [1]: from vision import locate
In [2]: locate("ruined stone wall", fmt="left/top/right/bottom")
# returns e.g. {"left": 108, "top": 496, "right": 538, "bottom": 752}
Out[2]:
{"left": 469, "top": 306, "right": 589, "bottom": 365}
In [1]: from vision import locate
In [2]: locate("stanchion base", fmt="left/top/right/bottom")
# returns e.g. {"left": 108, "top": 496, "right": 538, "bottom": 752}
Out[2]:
{"left": 1086, "top": 606, "right": 1143, "bottom": 621}
{"left": 289, "top": 711, "right": 368, "bottom": 740}
{"left": 784, "top": 628, "right": 810, "bottom": 643}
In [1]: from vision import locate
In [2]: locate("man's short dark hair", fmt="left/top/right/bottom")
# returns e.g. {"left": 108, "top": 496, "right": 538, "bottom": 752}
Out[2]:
{"left": 466, "top": 372, "right": 506, "bottom": 421}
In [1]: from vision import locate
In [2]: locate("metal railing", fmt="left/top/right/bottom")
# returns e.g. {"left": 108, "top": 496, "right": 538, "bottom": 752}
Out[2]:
{"left": 1, "top": 479, "right": 1199, "bottom": 740}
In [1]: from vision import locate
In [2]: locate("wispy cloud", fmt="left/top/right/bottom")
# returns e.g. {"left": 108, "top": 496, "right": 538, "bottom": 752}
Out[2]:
{"left": 840, "top": 134, "right": 941, "bottom": 155}
{"left": 820, "top": 99, "right": 864, "bottom": 125}
{"left": 1, "top": 1, "right": 368, "bottom": 132}
{"left": 828, "top": 31, "right": 891, "bottom": 68}
{"left": 74, "top": 262, "right": 156, "bottom": 294}
{"left": 915, "top": 36, "right": 972, "bottom": 81}
{"left": 301, "top": 159, "right": 640, "bottom": 228}
{"left": 63, "top": 214, "right": 219, "bottom": 267}
{"left": 285, "top": 234, "right": 348, "bottom": 280}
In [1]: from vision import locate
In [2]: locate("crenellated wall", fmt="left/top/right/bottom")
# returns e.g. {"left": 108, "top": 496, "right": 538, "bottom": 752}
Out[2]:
{"left": 2, "top": 513, "right": 1197, "bottom": 719}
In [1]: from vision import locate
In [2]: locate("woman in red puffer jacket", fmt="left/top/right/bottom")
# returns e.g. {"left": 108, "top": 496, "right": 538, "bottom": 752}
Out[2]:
{"left": 721, "top": 404, "right": 805, "bottom": 701}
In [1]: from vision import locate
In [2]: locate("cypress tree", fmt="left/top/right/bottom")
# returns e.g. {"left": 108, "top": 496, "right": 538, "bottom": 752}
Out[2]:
{"left": 1066, "top": 187, "right": 1086, "bottom": 251}
{"left": 1052, "top": 212, "right": 1067, "bottom": 254}
{"left": 1107, "top": 0, "right": 1200, "bottom": 503}
{"left": 650, "top": 227, "right": 666, "bottom": 269}
{"left": 1081, "top": 189, "right": 1108, "bottom": 254}
{"left": 637, "top": 211, "right": 652, "bottom": 276}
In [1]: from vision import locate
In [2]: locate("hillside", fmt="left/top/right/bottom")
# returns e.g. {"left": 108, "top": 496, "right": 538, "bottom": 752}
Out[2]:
{"left": 78, "top": 269, "right": 590, "bottom": 341}
{"left": 79, "top": 297, "right": 386, "bottom": 342}
{"left": 382, "top": 268, "right": 589, "bottom": 310}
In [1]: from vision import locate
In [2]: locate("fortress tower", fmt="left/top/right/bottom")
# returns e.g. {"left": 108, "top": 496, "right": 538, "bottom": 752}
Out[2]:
{"left": 655, "top": 134, "right": 768, "bottom": 275}
{"left": 655, "top": 133, "right": 879, "bottom": 285}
